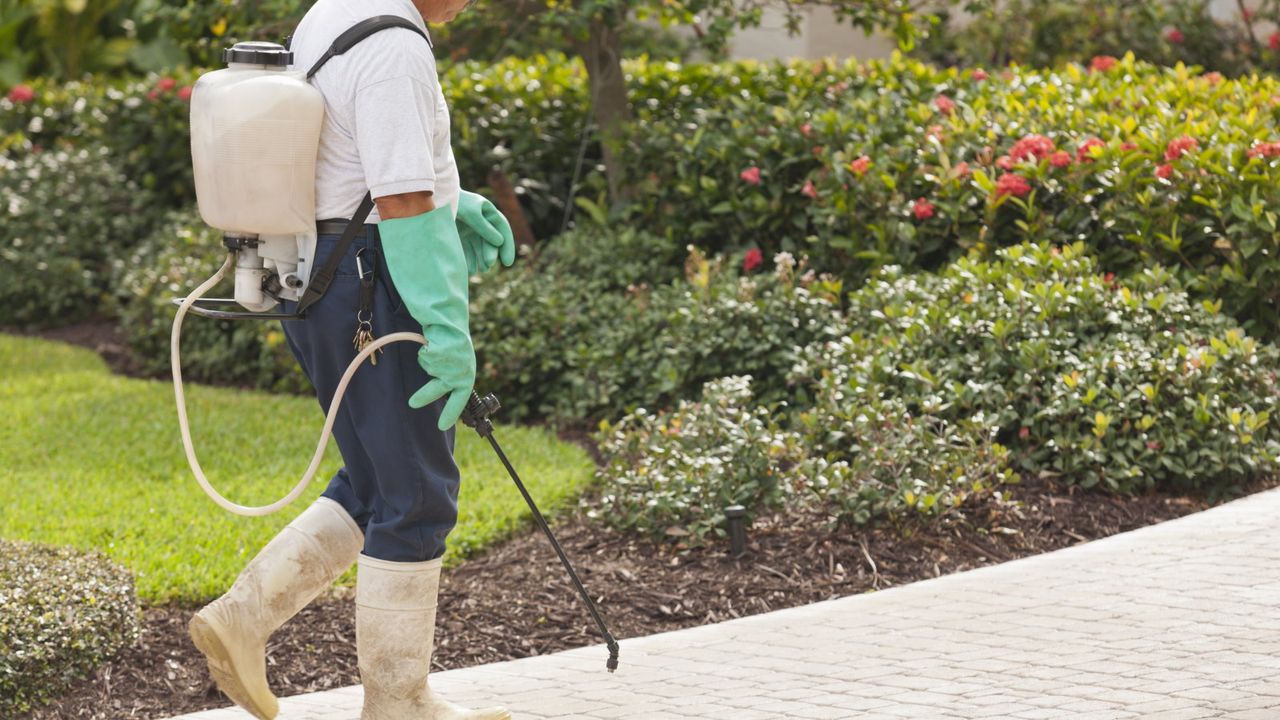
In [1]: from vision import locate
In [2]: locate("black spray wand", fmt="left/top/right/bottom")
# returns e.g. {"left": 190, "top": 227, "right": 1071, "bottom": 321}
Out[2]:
{"left": 461, "top": 391, "right": 621, "bottom": 672}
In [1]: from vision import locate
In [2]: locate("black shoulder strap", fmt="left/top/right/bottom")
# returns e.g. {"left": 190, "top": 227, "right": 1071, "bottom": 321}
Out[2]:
{"left": 306, "top": 15, "right": 432, "bottom": 79}
{"left": 295, "top": 193, "right": 375, "bottom": 317}
{"left": 293, "top": 15, "right": 432, "bottom": 317}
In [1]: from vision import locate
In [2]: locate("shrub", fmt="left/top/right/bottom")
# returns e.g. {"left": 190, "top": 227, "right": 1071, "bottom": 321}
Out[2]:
{"left": 919, "top": 0, "right": 1280, "bottom": 77}
{"left": 0, "top": 145, "right": 157, "bottom": 327}
{"left": 471, "top": 232, "right": 845, "bottom": 424}
{"left": 793, "top": 241, "right": 1280, "bottom": 495}
{"left": 114, "top": 208, "right": 310, "bottom": 392}
{"left": 796, "top": 398, "right": 1015, "bottom": 527}
{"left": 0, "top": 540, "right": 141, "bottom": 716}
{"left": 591, "top": 375, "right": 804, "bottom": 542}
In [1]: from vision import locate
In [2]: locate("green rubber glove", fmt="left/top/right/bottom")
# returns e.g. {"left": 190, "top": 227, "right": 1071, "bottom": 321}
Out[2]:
{"left": 457, "top": 189, "right": 517, "bottom": 275}
{"left": 378, "top": 205, "right": 475, "bottom": 430}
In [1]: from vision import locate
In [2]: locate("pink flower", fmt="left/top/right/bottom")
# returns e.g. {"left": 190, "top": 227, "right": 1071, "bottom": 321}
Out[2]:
{"left": 954, "top": 161, "right": 971, "bottom": 178}
{"left": 157, "top": 77, "right": 176, "bottom": 92}
{"left": 849, "top": 155, "right": 872, "bottom": 176}
{"left": 799, "top": 122, "right": 813, "bottom": 137}
{"left": 1090, "top": 55, "right": 1119, "bottom": 72}
{"left": 739, "top": 166, "right": 761, "bottom": 185}
{"left": 1164, "top": 135, "right": 1199, "bottom": 161}
{"left": 934, "top": 94, "right": 956, "bottom": 115}
{"left": 178, "top": 85, "right": 193, "bottom": 102}
{"left": 926, "top": 124, "right": 945, "bottom": 142}
{"left": 1049, "top": 151, "right": 1072, "bottom": 169}
{"left": 1248, "top": 142, "right": 1280, "bottom": 159}
{"left": 6, "top": 84, "right": 34, "bottom": 103}
{"left": 1271, "top": 32, "right": 1280, "bottom": 51}
{"left": 743, "top": 248, "right": 763, "bottom": 273}
{"left": 1203, "top": 72, "right": 1223, "bottom": 85}
{"left": 1077, "top": 137, "right": 1105, "bottom": 163}
{"left": 1018, "top": 427, "right": 1031, "bottom": 440}
{"left": 801, "top": 179, "right": 818, "bottom": 199}
{"left": 911, "top": 198, "right": 936, "bottom": 221}
{"left": 1009, "top": 134, "right": 1056, "bottom": 163}
{"left": 995, "top": 173, "right": 1032, "bottom": 198}
{"left": 1156, "top": 164, "right": 1175, "bottom": 180}
{"left": 146, "top": 89, "right": 159, "bottom": 101}
{"left": 996, "top": 155, "right": 1015, "bottom": 171}
{"left": 1166, "top": 28, "right": 1185, "bottom": 44}
{"left": 972, "top": 69, "right": 989, "bottom": 82}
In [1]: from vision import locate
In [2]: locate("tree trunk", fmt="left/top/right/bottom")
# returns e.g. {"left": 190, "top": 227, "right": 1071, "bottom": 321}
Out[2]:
{"left": 573, "top": 13, "right": 634, "bottom": 213}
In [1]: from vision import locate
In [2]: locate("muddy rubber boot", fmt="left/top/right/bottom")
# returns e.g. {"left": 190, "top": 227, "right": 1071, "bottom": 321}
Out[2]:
{"left": 189, "top": 497, "right": 364, "bottom": 720}
{"left": 357, "top": 554, "right": 511, "bottom": 720}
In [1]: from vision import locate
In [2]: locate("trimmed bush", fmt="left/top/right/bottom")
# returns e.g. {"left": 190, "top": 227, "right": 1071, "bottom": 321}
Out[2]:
{"left": 471, "top": 229, "right": 845, "bottom": 424}
{"left": 591, "top": 375, "right": 805, "bottom": 542}
{"left": 0, "top": 145, "right": 157, "bottom": 327}
{"left": 794, "top": 241, "right": 1280, "bottom": 496}
{"left": 0, "top": 540, "right": 141, "bottom": 715}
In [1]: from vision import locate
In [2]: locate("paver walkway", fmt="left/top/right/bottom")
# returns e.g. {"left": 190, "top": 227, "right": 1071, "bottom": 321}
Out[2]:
{"left": 171, "top": 487, "right": 1280, "bottom": 720}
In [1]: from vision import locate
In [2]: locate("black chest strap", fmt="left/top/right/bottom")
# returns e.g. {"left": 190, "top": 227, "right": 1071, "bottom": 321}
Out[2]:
{"left": 292, "top": 15, "right": 432, "bottom": 318}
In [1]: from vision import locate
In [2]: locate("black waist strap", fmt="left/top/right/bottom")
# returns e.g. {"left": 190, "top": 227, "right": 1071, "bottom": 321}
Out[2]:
{"left": 295, "top": 192, "right": 374, "bottom": 316}
{"left": 317, "top": 219, "right": 378, "bottom": 236}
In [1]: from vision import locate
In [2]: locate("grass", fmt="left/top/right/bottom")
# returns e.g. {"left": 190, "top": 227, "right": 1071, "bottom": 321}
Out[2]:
{"left": 0, "top": 335, "right": 597, "bottom": 604}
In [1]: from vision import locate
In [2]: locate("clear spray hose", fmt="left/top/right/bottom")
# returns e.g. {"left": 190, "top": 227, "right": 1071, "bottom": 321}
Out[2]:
{"left": 171, "top": 252, "right": 426, "bottom": 517}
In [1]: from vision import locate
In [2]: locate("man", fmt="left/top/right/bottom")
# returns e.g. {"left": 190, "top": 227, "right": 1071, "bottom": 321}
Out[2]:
{"left": 187, "top": 0, "right": 516, "bottom": 718}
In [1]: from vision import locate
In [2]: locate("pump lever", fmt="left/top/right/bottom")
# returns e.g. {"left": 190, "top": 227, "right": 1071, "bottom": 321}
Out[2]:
{"left": 461, "top": 391, "right": 621, "bottom": 673}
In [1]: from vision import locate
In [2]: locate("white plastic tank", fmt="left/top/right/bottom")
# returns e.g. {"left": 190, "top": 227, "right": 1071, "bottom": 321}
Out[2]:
{"left": 190, "top": 41, "right": 323, "bottom": 236}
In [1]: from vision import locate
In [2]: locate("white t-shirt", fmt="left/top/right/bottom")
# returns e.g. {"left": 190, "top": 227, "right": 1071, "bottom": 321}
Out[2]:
{"left": 289, "top": 0, "right": 460, "bottom": 223}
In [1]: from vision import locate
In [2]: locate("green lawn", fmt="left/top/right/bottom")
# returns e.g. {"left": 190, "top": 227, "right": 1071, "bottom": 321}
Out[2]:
{"left": 0, "top": 335, "right": 596, "bottom": 604}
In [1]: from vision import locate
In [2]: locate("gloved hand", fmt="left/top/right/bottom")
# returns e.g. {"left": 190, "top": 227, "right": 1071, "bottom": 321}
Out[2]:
{"left": 457, "top": 189, "right": 517, "bottom": 275}
{"left": 378, "top": 205, "right": 475, "bottom": 430}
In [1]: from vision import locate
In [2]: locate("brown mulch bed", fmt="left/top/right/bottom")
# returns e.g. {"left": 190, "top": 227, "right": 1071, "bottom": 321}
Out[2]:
{"left": 33, "top": 473, "right": 1269, "bottom": 720}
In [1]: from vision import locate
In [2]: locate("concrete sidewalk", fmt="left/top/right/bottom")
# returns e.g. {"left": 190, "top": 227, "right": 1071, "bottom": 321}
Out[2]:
{"left": 171, "top": 488, "right": 1280, "bottom": 719}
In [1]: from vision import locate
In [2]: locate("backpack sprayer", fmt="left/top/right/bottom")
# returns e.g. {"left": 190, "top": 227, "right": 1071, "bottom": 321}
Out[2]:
{"left": 171, "top": 25, "right": 618, "bottom": 671}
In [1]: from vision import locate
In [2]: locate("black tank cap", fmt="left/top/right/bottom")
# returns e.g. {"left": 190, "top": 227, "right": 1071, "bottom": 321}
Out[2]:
{"left": 223, "top": 41, "right": 294, "bottom": 67}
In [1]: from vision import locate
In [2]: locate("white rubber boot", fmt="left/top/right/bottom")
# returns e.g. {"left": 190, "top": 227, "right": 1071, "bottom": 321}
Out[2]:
{"left": 357, "top": 554, "right": 511, "bottom": 720}
{"left": 189, "top": 497, "right": 364, "bottom": 720}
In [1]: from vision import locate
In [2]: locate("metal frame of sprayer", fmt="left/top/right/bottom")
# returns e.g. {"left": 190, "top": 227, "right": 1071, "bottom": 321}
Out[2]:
{"left": 171, "top": 24, "right": 620, "bottom": 673}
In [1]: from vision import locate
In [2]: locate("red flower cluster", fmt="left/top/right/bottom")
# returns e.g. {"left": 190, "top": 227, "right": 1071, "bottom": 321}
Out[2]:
{"left": 1271, "top": 32, "right": 1280, "bottom": 51}
{"left": 157, "top": 77, "right": 176, "bottom": 92}
{"left": 954, "top": 161, "right": 971, "bottom": 178}
{"left": 801, "top": 180, "right": 818, "bottom": 199}
{"left": 1203, "top": 72, "right": 1223, "bottom": 86}
{"left": 799, "top": 122, "right": 813, "bottom": 137}
{"left": 971, "top": 69, "right": 989, "bottom": 82}
{"left": 1248, "top": 142, "right": 1280, "bottom": 159}
{"left": 739, "top": 166, "right": 761, "bottom": 185}
{"left": 1049, "top": 151, "right": 1072, "bottom": 169}
{"left": 911, "top": 198, "right": 936, "bottom": 221}
{"left": 1090, "top": 55, "right": 1118, "bottom": 72}
{"left": 742, "top": 248, "right": 763, "bottom": 273}
{"left": 995, "top": 173, "right": 1032, "bottom": 198}
{"left": 849, "top": 155, "right": 872, "bottom": 176}
{"left": 178, "top": 85, "right": 194, "bottom": 102}
{"left": 1155, "top": 164, "right": 1175, "bottom": 180}
{"left": 6, "top": 84, "right": 33, "bottom": 103}
{"left": 934, "top": 94, "right": 956, "bottom": 115}
{"left": 1010, "top": 134, "right": 1056, "bottom": 162}
{"left": 1166, "top": 28, "right": 1185, "bottom": 44}
{"left": 1164, "top": 135, "right": 1199, "bottom": 161}
{"left": 1076, "top": 137, "right": 1105, "bottom": 163}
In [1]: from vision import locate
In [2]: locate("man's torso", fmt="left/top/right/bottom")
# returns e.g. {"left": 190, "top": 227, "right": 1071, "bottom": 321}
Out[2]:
{"left": 290, "top": 0, "right": 460, "bottom": 222}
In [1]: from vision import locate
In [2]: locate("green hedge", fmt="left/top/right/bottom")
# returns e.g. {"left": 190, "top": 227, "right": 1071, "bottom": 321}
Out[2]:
{"left": 593, "top": 241, "right": 1280, "bottom": 539}
{"left": 0, "top": 145, "right": 158, "bottom": 327}
{"left": 0, "top": 540, "right": 141, "bottom": 715}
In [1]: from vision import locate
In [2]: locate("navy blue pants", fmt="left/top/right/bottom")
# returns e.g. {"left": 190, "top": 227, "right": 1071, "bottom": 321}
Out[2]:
{"left": 280, "top": 226, "right": 459, "bottom": 563}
